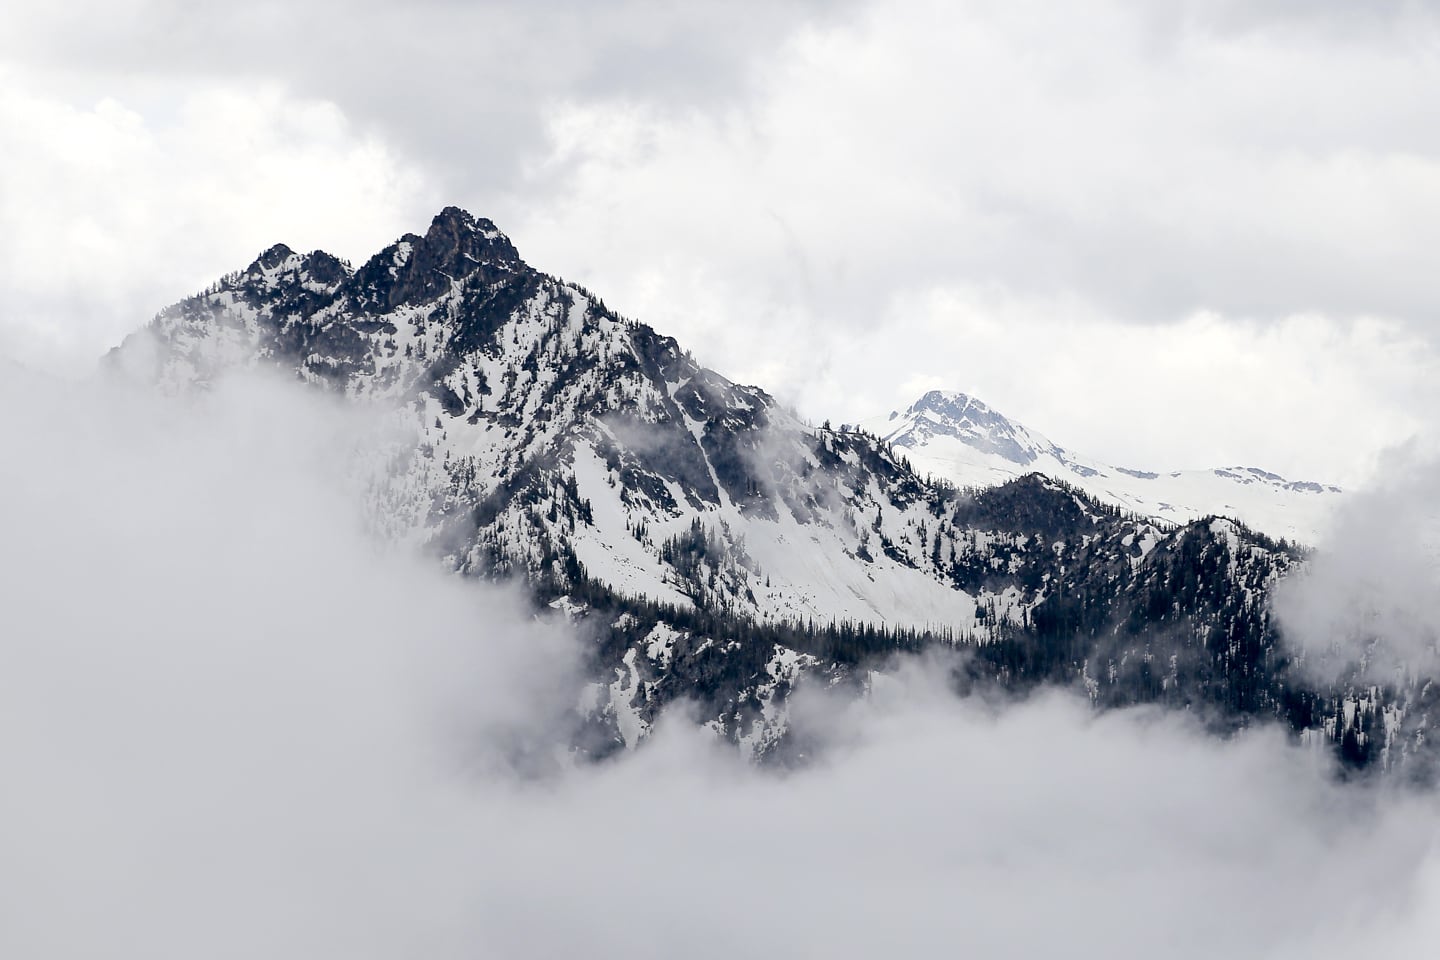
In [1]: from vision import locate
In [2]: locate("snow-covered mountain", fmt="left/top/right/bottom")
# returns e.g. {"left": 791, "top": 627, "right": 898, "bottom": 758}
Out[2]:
{"left": 113, "top": 208, "right": 989, "bottom": 631}
{"left": 106, "top": 207, "right": 1426, "bottom": 773}
{"left": 860, "top": 390, "right": 1343, "bottom": 546}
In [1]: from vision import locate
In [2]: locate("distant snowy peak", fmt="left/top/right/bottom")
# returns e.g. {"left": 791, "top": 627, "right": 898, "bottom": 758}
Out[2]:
{"left": 1201, "top": 466, "right": 1341, "bottom": 496}
{"left": 886, "top": 390, "right": 1055, "bottom": 466}
{"left": 862, "top": 390, "right": 1343, "bottom": 546}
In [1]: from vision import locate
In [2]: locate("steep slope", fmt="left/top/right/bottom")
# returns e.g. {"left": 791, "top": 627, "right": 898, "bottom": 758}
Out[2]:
{"left": 859, "top": 390, "right": 1343, "bottom": 546}
{"left": 109, "top": 208, "right": 1423, "bottom": 773}
{"left": 115, "top": 208, "right": 983, "bottom": 629}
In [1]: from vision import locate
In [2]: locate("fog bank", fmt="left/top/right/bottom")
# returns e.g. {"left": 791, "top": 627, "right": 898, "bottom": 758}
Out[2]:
{"left": 2, "top": 370, "right": 1439, "bottom": 959}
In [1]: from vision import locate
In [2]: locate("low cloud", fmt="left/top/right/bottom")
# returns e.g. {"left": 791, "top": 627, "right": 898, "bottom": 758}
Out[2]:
{"left": 3, "top": 367, "right": 1440, "bottom": 958}
{"left": 0, "top": 371, "right": 585, "bottom": 956}
{"left": 1274, "top": 445, "right": 1440, "bottom": 684}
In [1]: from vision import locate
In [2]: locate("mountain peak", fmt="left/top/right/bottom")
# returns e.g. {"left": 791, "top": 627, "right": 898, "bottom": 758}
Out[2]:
{"left": 235, "top": 244, "right": 351, "bottom": 300}
{"left": 865, "top": 386, "right": 1344, "bottom": 544}
{"left": 246, "top": 242, "right": 297, "bottom": 275}
{"left": 909, "top": 389, "right": 993, "bottom": 418}
{"left": 890, "top": 389, "right": 1045, "bottom": 464}
{"left": 426, "top": 205, "right": 513, "bottom": 250}
{"left": 434, "top": 204, "right": 474, "bottom": 225}
{"left": 351, "top": 207, "right": 524, "bottom": 311}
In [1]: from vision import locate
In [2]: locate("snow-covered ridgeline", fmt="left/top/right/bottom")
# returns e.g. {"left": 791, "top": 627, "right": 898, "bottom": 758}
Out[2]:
{"left": 859, "top": 390, "right": 1343, "bottom": 546}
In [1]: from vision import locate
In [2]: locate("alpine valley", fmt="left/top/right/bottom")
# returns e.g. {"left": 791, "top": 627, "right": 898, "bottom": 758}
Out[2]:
{"left": 109, "top": 207, "right": 1432, "bottom": 775}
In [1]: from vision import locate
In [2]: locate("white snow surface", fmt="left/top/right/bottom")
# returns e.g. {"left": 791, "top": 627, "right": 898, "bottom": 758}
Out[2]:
{"left": 859, "top": 390, "right": 1344, "bottom": 546}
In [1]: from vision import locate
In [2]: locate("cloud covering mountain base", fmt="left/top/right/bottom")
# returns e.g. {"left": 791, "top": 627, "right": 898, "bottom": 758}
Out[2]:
{"left": 3, "top": 371, "right": 1439, "bottom": 959}
{"left": 1274, "top": 447, "right": 1440, "bottom": 685}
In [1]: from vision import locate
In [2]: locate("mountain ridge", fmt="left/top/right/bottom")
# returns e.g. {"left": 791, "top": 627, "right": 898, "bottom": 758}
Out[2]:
{"left": 860, "top": 388, "right": 1343, "bottom": 545}
{"left": 106, "top": 206, "right": 1427, "bottom": 774}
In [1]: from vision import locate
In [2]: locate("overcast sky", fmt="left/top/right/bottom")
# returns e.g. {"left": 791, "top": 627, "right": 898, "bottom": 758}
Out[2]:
{"left": 4, "top": 0, "right": 1440, "bottom": 484}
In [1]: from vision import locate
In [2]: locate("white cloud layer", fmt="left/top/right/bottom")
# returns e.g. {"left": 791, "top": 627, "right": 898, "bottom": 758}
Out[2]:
{"left": 1275, "top": 445, "right": 1440, "bottom": 681}
{"left": 0, "top": 72, "right": 431, "bottom": 373}
{"left": 4, "top": 368, "right": 1440, "bottom": 958}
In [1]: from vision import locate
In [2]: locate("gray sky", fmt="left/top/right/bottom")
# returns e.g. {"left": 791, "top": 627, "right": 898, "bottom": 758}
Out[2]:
{"left": 4, "top": 0, "right": 1439, "bottom": 484}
